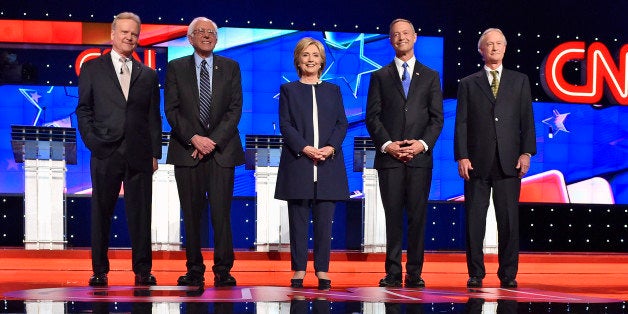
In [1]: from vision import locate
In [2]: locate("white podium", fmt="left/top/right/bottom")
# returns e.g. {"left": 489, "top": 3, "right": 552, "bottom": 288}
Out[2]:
{"left": 354, "top": 137, "right": 386, "bottom": 253}
{"left": 11, "top": 125, "right": 76, "bottom": 250}
{"left": 150, "top": 132, "right": 181, "bottom": 251}
{"left": 246, "top": 135, "right": 289, "bottom": 252}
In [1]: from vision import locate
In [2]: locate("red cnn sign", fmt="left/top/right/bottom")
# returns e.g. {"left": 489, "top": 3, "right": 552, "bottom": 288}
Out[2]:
{"left": 75, "top": 48, "right": 156, "bottom": 76}
{"left": 541, "top": 41, "right": 628, "bottom": 105}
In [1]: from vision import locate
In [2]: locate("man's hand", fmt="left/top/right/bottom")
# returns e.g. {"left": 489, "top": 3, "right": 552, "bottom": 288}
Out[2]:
{"left": 516, "top": 154, "right": 531, "bottom": 178}
{"left": 385, "top": 141, "right": 412, "bottom": 162}
{"left": 190, "top": 134, "right": 216, "bottom": 156}
{"left": 152, "top": 157, "right": 158, "bottom": 172}
{"left": 457, "top": 158, "right": 473, "bottom": 181}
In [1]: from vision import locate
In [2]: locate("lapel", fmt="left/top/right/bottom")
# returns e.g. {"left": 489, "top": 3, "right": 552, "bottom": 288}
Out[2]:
{"left": 211, "top": 55, "right": 224, "bottom": 104}
{"left": 100, "top": 54, "right": 126, "bottom": 100}
{"left": 129, "top": 58, "right": 143, "bottom": 90}
{"left": 472, "top": 70, "right": 496, "bottom": 104}
{"left": 385, "top": 62, "right": 406, "bottom": 99}
{"left": 406, "top": 61, "right": 423, "bottom": 100}
{"left": 186, "top": 55, "right": 201, "bottom": 105}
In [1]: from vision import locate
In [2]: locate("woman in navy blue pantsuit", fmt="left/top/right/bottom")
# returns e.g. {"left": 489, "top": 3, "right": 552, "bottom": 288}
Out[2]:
{"left": 275, "top": 37, "right": 349, "bottom": 291}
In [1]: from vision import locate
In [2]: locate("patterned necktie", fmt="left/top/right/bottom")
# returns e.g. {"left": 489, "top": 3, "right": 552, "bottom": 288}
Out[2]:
{"left": 490, "top": 70, "right": 499, "bottom": 97}
{"left": 402, "top": 62, "right": 410, "bottom": 97}
{"left": 118, "top": 57, "right": 130, "bottom": 100}
{"left": 199, "top": 59, "right": 212, "bottom": 129}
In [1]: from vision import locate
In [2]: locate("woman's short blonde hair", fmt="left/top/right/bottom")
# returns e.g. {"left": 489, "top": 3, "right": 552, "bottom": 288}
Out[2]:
{"left": 293, "top": 37, "right": 326, "bottom": 78}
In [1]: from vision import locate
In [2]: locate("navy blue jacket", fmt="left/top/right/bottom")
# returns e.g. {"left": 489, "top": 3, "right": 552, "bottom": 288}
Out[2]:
{"left": 275, "top": 81, "right": 349, "bottom": 201}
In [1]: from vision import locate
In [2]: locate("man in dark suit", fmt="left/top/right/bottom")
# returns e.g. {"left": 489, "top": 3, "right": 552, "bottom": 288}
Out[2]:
{"left": 164, "top": 17, "right": 245, "bottom": 287}
{"left": 366, "top": 18, "right": 444, "bottom": 288}
{"left": 76, "top": 12, "right": 162, "bottom": 287}
{"left": 454, "top": 28, "right": 536, "bottom": 289}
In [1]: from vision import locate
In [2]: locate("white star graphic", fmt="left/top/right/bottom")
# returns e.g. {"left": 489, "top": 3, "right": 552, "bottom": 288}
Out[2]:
{"left": 323, "top": 33, "right": 382, "bottom": 98}
{"left": 542, "top": 109, "right": 570, "bottom": 138}
{"left": 18, "top": 88, "right": 44, "bottom": 126}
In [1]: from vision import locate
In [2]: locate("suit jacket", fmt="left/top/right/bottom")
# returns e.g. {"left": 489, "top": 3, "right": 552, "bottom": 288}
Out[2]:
{"left": 275, "top": 81, "right": 349, "bottom": 201}
{"left": 366, "top": 60, "right": 444, "bottom": 169}
{"left": 454, "top": 68, "right": 536, "bottom": 178}
{"left": 164, "top": 54, "right": 245, "bottom": 167}
{"left": 76, "top": 53, "right": 162, "bottom": 172}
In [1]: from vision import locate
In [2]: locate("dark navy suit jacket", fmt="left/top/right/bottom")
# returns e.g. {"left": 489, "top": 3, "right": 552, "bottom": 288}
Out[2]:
{"left": 366, "top": 61, "right": 444, "bottom": 170}
{"left": 275, "top": 81, "right": 349, "bottom": 201}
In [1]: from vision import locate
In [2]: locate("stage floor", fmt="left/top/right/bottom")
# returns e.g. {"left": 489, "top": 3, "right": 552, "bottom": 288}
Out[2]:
{"left": 1, "top": 249, "right": 627, "bottom": 313}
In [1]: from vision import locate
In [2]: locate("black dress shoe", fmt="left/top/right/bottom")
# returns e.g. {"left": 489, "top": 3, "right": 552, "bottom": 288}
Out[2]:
{"left": 134, "top": 273, "right": 157, "bottom": 286}
{"left": 214, "top": 273, "right": 237, "bottom": 287}
{"left": 404, "top": 275, "right": 425, "bottom": 288}
{"left": 317, "top": 279, "right": 331, "bottom": 291}
{"left": 378, "top": 275, "right": 402, "bottom": 287}
{"left": 467, "top": 277, "right": 483, "bottom": 288}
{"left": 290, "top": 278, "right": 304, "bottom": 288}
{"left": 500, "top": 279, "right": 518, "bottom": 288}
{"left": 89, "top": 273, "right": 108, "bottom": 287}
{"left": 177, "top": 274, "right": 205, "bottom": 287}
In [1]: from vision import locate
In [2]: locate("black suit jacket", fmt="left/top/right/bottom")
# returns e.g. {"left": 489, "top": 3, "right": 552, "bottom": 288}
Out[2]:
{"left": 165, "top": 54, "right": 244, "bottom": 167}
{"left": 76, "top": 53, "right": 162, "bottom": 172}
{"left": 366, "top": 60, "right": 444, "bottom": 169}
{"left": 454, "top": 68, "right": 536, "bottom": 178}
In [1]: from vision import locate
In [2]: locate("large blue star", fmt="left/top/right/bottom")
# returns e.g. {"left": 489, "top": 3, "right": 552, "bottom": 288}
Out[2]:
{"left": 542, "top": 109, "right": 570, "bottom": 138}
{"left": 323, "top": 33, "right": 382, "bottom": 98}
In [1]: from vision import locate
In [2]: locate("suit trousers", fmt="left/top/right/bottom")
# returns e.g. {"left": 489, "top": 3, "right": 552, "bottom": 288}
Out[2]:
{"left": 90, "top": 146, "right": 153, "bottom": 275}
{"left": 174, "top": 156, "right": 235, "bottom": 277}
{"left": 378, "top": 165, "right": 432, "bottom": 278}
{"left": 287, "top": 198, "right": 335, "bottom": 272}
{"left": 464, "top": 155, "right": 521, "bottom": 281}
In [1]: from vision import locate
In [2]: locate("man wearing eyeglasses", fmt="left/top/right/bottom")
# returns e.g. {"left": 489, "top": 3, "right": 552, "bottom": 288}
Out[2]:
{"left": 164, "top": 17, "right": 245, "bottom": 288}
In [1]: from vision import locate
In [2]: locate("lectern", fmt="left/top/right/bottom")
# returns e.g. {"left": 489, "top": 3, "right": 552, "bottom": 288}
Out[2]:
{"left": 10, "top": 125, "right": 76, "bottom": 250}
{"left": 245, "top": 135, "right": 289, "bottom": 251}
{"left": 354, "top": 136, "right": 386, "bottom": 253}
{"left": 150, "top": 132, "right": 181, "bottom": 251}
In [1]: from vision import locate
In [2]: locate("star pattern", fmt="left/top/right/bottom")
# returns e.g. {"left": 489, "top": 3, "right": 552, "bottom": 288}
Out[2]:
{"left": 18, "top": 88, "right": 44, "bottom": 126}
{"left": 323, "top": 33, "right": 382, "bottom": 98}
{"left": 542, "top": 109, "right": 570, "bottom": 138}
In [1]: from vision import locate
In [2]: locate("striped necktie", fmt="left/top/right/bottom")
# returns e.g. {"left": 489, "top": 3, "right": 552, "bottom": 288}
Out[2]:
{"left": 199, "top": 59, "right": 212, "bottom": 128}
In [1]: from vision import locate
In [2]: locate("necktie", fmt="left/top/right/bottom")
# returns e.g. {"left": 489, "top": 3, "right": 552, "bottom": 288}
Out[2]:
{"left": 490, "top": 70, "right": 499, "bottom": 97}
{"left": 402, "top": 62, "right": 410, "bottom": 97}
{"left": 119, "top": 57, "right": 130, "bottom": 100}
{"left": 199, "top": 59, "right": 212, "bottom": 129}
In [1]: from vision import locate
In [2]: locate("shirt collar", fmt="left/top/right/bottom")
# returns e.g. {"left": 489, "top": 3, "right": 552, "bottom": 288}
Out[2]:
{"left": 394, "top": 56, "right": 416, "bottom": 70}
{"left": 194, "top": 52, "right": 214, "bottom": 68}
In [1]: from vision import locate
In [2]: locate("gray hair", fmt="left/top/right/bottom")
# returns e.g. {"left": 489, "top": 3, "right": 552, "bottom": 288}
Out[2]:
{"left": 187, "top": 17, "right": 218, "bottom": 37}
{"left": 477, "top": 28, "right": 507, "bottom": 52}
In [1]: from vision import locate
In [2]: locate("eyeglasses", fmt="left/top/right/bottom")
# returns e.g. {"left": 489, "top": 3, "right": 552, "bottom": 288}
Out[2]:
{"left": 193, "top": 29, "right": 218, "bottom": 36}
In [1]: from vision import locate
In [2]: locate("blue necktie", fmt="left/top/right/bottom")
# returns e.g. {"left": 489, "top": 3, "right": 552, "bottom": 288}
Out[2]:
{"left": 199, "top": 59, "right": 212, "bottom": 129}
{"left": 402, "top": 62, "right": 410, "bottom": 97}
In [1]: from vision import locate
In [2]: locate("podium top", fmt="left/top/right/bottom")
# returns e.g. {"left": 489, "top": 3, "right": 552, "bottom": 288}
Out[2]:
{"left": 11, "top": 125, "right": 76, "bottom": 142}
{"left": 245, "top": 134, "right": 283, "bottom": 149}
{"left": 10, "top": 125, "right": 77, "bottom": 164}
{"left": 354, "top": 136, "right": 375, "bottom": 151}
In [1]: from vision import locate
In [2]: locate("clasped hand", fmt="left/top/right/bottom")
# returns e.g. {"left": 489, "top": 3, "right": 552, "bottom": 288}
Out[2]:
{"left": 303, "top": 145, "right": 335, "bottom": 163}
{"left": 386, "top": 140, "right": 424, "bottom": 162}
{"left": 190, "top": 134, "right": 216, "bottom": 159}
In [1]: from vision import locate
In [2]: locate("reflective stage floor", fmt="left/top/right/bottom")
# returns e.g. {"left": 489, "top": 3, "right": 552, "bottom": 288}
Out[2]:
{"left": 1, "top": 249, "right": 627, "bottom": 313}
